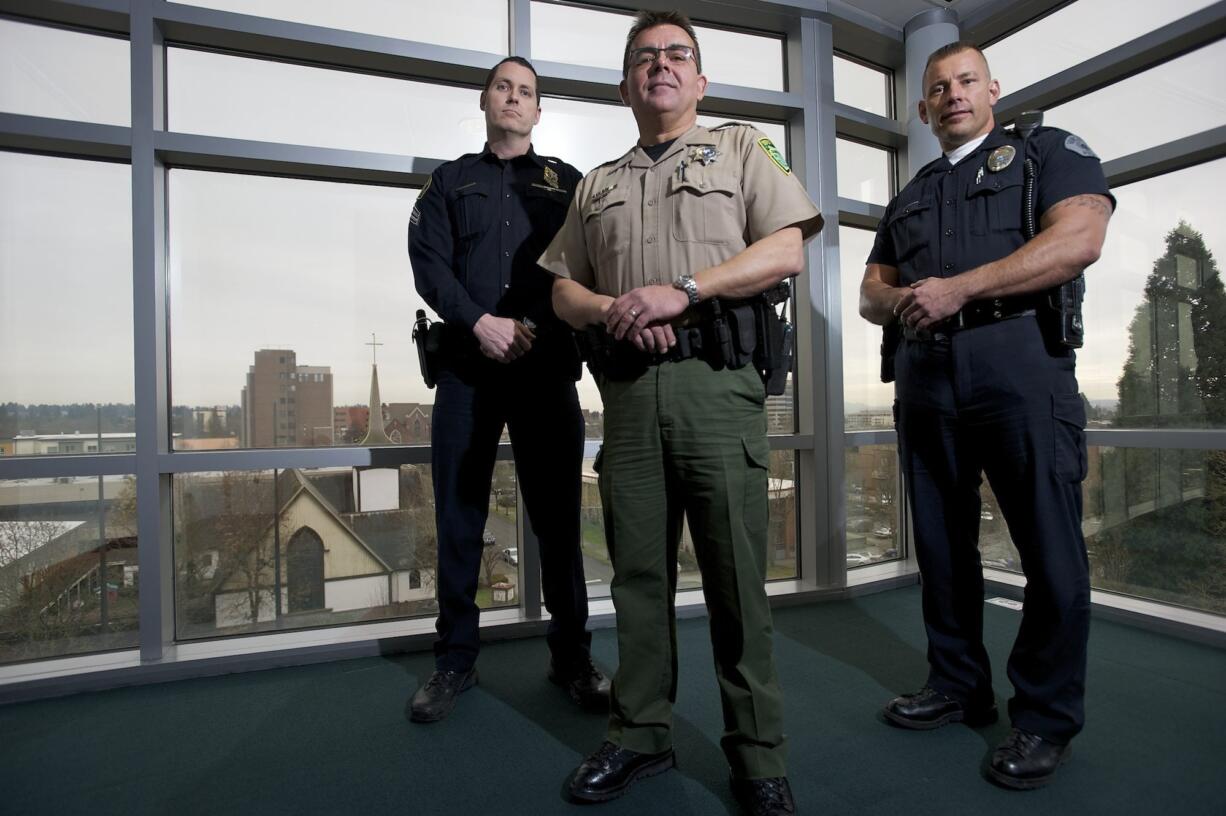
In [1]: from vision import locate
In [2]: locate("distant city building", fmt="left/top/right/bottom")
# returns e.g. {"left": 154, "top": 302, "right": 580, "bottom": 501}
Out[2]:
{"left": 334, "top": 406, "right": 370, "bottom": 445}
{"left": 191, "top": 406, "right": 229, "bottom": 434}
{"left": 765, "top": 379, "right": 793, "bottom": 433}
{"left": 11, "top": 433, "right": 138, "bottom": 456}
{"left": 845, "top": 410, "right": 893, "bottom": 431}
{"left": 176, "top": 438, "right": 240, "bottom": 451}
{"left": 240, "top": 349, "right": 333, "bottom": 448}
{"left": 385, "top": 403, "right": 431, "bottom": 445}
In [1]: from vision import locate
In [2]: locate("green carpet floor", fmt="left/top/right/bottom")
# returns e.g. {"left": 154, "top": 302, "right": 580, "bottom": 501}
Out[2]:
{"left": 2, "top": 585, "right": 1224, "bottom": 815}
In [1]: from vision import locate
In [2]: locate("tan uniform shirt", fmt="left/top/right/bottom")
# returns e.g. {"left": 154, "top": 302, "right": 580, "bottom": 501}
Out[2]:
{"left": 538, "top": 122, "right": 823, "bottom": 297}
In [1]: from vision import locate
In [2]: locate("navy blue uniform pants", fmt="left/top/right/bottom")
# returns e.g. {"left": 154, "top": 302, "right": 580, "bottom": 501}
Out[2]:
{"left": 895, "top": 316, "right": 1090, "bottom": 744}
{"left": 430, "top": 365, "right": 590, "bottom": 672}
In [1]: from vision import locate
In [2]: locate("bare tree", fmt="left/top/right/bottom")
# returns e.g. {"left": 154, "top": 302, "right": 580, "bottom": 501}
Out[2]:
{"left": 0, "top": 519, "right": 65, "bottom": 569}
{"left": 480, "top": 538, "right": 504, "bottom": 588}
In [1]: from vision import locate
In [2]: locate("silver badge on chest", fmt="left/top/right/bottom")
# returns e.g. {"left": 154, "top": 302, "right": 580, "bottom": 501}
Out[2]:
{"left": 987, "top": 145, "right": 1016, "bottom": 172}
{"left": 689, "top": 145, "right": 720, "bottom": 166}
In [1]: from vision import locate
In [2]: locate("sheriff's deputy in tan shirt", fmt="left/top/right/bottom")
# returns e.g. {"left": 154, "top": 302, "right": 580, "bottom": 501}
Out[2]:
{"left": 538, "top": 10, "right": 822, "bottom": 815}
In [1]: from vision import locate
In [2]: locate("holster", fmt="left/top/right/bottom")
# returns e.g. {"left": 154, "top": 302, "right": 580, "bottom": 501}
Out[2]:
{"left": 412, "top": 310, "right": 441, "bottom": 389}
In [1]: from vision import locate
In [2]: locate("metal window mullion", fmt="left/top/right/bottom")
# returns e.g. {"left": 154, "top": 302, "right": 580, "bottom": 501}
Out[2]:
{"left": 791, "top": 16, "right": 843, "bottom": 589}
{"left": 509, "top": 0, "right": 529, "bottom": 57}
{"left": 1103, "top": 125, "right": 1226, "bottom": 189}
{"left": 131, "top": 0, "right": 172, "bottom": 664}
{"left": 510, "top": 0, "right": 540, "bottom": 622}
{"left": 993, "top": 2, "right": 1226, "bottom": 123}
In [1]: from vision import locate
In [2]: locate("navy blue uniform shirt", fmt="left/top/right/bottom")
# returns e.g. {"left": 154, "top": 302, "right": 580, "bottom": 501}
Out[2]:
{"left": 868, "top": 126, "right": 1114, "bottom": 284}
{"left": 408, "top": 144, "right": 582, "bottom": 370}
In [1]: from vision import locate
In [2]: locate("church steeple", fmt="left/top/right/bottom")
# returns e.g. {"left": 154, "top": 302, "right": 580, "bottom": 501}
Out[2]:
{"left": 359, "top": 333, "right": 393, "bottom": 446}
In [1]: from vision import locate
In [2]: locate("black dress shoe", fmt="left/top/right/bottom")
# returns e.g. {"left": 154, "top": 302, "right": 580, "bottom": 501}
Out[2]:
{"left": 409, "top": 667, "right": 478, "bottom": 723}
{"left": 566, "top": 741, "right": 675, "bottom": 803}
{"left": 731, "top": 776, "right": 796, "bottom": 816}
{"left": 883, "top": 686, "right": 998, "bottom": 730}
{"left": 988, "top": 728, "right": 1070, "bottom": 790}
{"left": 549, "top": 656, "right": 611, "bottom": 709}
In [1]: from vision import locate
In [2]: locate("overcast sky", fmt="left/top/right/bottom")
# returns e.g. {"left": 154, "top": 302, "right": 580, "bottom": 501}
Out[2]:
{"left": 1, "top": 3, "right": 1224, "bottom": 417}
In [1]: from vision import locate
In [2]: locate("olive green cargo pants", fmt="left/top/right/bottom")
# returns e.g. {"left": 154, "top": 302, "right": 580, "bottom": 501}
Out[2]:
{"left": 595, "top": 358, "right": 786, "bottom": 779}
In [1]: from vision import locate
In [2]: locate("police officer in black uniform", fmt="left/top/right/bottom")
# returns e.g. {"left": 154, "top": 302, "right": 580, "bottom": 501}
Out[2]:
{"left": 860, "top": 42, "right": 1113, "bottom": 789}
{"left": 407, "top": 56, "right": 609, "bottom": 723}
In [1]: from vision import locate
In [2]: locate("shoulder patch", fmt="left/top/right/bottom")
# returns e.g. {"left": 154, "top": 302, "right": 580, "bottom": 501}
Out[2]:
{"left": 1064, "top": 134, "right": 1098, "bottom": 159}
{"left": 757, "top": 137, "right": 791, "bottom": 175}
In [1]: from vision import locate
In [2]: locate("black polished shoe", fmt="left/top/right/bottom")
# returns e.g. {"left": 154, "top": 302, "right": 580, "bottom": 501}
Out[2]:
{"left": 883, "top": 686, "right": 998, "bottom": 730}
{"left": 566, "top": 741, "right": 675, "bottom": 803}
{"left": 987, "top": 728, "right": 1070, "bottom": 790}
{"left": 549, "top": 656, "right": 611, "bottom": 709}
{"left": 730, "top": 776, "right": 796, "bottom": 816}
{"left": 409, "top": 667, "right": 478, "bottom": 723}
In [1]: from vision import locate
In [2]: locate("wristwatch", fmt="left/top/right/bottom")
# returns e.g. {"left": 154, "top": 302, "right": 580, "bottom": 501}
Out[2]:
{"left": 673, "top": 274, "right": 700, "bottom": 306}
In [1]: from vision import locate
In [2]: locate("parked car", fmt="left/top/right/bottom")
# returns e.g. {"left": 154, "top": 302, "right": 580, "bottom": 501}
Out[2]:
{"left": 482, "top": 529, "right": 496, "bottom": 547}
{"left": 872, "top": 525, "right": 893, "bottom": 538}
{"left": 502, "top": 547, "right": 518, "bottom": 566}
{"left": 846, "top": 552, "right": 873, "bottom": 567}
{"left": 980, "top": 509, "right": 994, "bottom": 521}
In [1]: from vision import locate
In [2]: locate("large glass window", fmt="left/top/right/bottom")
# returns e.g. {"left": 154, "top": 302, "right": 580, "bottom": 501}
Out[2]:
{"left": 845, "top": 445, "right": 901, "bottom": 567}
{"left": 175, "top": 0, "right": 509, "bottom": 54}
{"left": 168, "top": 170, "right": 424, "bottom": 450}
{"left": 168, "top": 49, "right": 485, "bottom": 156}
{"left": 839, "top": 226, "right": 894, "bottom": 427}
{"left": 0, "top": 19, "right": 129, "bottom": 126}
{"left": 1079, "top": 159, "right": 1226, "bottom": 428}
{"left": 530, "top": 2, "right": 785, "bottom": 91}
{"left": 836, "top": 138, "right": 892, "bottom": 205}
{"left": 1, "top": 152, "right": 134, "bottom": 450}
{"left": 986, "top": 446, "right": 1226, "bottom": 617}
{"left": 1043, "top": 42, "right": 1226, "bottom": 162}
{"left": 0, "top": 476, "right": 139, "bottom": 664}
{"left": 833, "top": 54, "right": 891, "bottom": 118}
{"left": 984, "top": 0, "right": 1215, "bottom": 95}
{"left": 174, "top": 463, "right": 517, "bottom": 639}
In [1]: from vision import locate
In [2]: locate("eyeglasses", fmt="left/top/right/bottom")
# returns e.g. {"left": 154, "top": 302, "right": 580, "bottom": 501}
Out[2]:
{"left": 629, "top": 44, "right": 696, "bottom": 69}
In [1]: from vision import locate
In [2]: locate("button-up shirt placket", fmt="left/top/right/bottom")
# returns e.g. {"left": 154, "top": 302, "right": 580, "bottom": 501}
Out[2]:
{"left": 939, "top": 165, "right": 958, "bottom": 279}
{"left": 499, "top": 160, "right": 513, "bottom": 293}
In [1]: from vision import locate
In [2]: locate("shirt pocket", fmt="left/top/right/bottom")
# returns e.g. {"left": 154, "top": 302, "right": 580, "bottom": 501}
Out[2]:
{"left": 669, "top": 166, "right": 739, "bottom": 244}
{"left": 449, "top": 181, "right": 491, "bottom": 241}
{"left": 583, "top": 183, "right": 631, "bottom": 262}
{"left": 885, "top": 197, "right": 934, "bottom": 264}
{"left": 965, "top": 168, "right": 1023, "bottom": 236}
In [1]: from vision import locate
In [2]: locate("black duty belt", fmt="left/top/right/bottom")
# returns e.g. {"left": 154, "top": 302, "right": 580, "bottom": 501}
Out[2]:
{"left": 902, "top": 297, "right": 1037, "bottom": 343}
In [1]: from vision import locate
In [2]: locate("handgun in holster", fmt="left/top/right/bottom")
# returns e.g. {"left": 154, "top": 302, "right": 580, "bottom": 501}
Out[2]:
{"left": 412, "top": 309, "right": 441, "bottom": 388}
{"left": 880, "top": 321, "right": 900, "bottom": 384}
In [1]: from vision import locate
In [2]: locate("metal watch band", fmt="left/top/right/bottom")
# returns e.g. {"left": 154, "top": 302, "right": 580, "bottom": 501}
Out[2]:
{"left": 674, "top": 275, "right": 700, "bottom": 306}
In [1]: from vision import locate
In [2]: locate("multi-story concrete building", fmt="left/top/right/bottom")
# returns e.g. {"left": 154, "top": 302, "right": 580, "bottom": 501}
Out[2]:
{"left": 240, "top": 350, "right": 332, "bottom": 448}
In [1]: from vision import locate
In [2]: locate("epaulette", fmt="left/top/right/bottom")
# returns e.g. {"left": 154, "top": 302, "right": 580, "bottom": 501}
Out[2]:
{"left": 710, "top": 121, "right": 751, "bottom": 131}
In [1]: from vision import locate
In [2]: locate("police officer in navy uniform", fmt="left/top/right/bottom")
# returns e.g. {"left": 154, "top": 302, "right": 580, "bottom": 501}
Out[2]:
{"left": 860, "top": 42, "right": 1113, "bottom": 789}
{"left": 407, "top": 56, "right": 609, "bottom": 723}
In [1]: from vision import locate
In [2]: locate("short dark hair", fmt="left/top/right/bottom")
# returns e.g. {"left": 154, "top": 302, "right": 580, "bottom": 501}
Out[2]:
{"left": 622, "top": 10, "right": 702, "bottom": 77}
{"left": 923, "top": 41, "right": 990, "bottom": 84}
{"left": 483, "top": 56, "right": 539, "bottom": 100}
